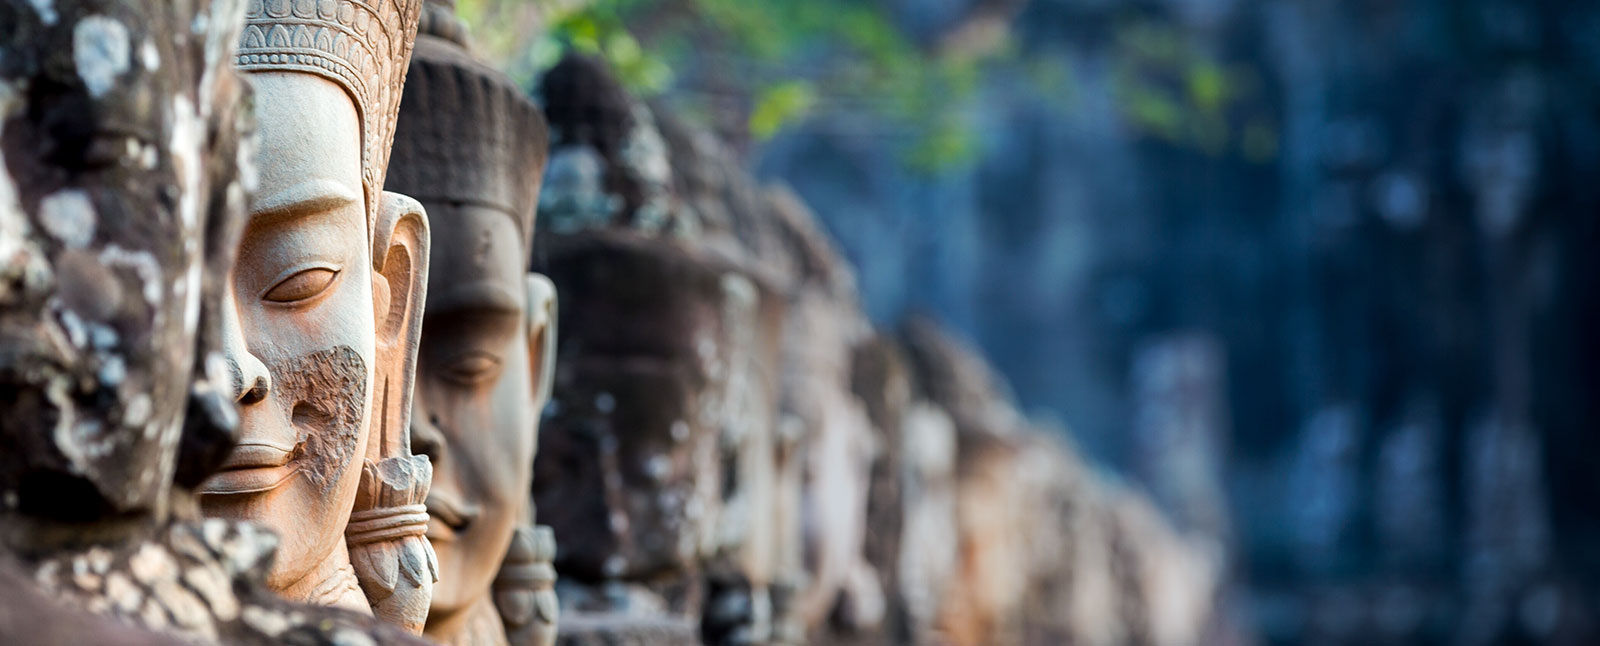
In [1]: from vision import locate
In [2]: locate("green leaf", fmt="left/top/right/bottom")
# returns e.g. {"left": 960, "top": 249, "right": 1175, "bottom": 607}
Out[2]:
{"left": 749, "top": 80, "right": 818, "bottom": 140}
{"left": 1187, "top": 61, "right": 1229, "bottom": 114}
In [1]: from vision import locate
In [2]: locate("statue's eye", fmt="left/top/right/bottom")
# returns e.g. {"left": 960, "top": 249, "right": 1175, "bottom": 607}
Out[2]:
{"left": 443, "top": 351, "right": 501, "bottom": 386}
{"left": 263, "top": 267, "right": 338, "bottom": 303}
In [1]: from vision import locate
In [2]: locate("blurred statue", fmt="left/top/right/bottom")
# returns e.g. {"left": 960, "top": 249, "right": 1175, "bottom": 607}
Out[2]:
{"left": 494, "top": 524, "right": 562, "bottom": 646}
{"left": 789, "top": 326, "right": 959, "bottom": 646}
{"left": 197, "top": 0, "right": 438, "bottom": 632}
{"left": 756, "top": 187, "right": 886, "bottom": 644}
{"left": 531, "top": 54, "right": 712, "bottom": 646}
{"left": 532, "top": 53, "right": 790, "bottom": 646}
{"left": 900, "top": 318, "right": 1223, "bottom": 646}
{"left": 652, "top": 103, "right": 795, "bottom": 646}
{"left": 0, "top": 0, "right": 427, "bottom": 642}
{"left": 385, "top": 2, "right": 559, "bottom": 644}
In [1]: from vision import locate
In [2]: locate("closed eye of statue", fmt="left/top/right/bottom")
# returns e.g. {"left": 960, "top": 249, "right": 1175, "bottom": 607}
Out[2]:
{"left": 443, "top": 351, "right": 502, "bottom": 386}
{"left": 262, "top": 267, "right": 339, "bottom": 303}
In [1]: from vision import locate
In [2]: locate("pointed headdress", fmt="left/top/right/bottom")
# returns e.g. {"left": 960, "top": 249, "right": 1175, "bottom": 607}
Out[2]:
{"left": 386, "top": 0, "right": 549, "bottom": 249}
{"left": 236, "top": 0, "right": 425, "bottom": 231}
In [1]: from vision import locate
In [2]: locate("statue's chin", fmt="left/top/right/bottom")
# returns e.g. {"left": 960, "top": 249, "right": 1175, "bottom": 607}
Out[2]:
{"left": 199, "top": 468, "right": 351, "bottom": 592}
{"left": 426, "top": 531, "right": 468, "bottom": 614}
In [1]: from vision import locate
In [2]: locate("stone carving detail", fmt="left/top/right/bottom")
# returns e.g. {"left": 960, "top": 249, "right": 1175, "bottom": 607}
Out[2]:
{"left": 201, "top": 0, "right": 436, "bottom": 631}
{"left": 385, "top": 2, "right": 557, "bottom": 642}
{"left": 236, "top": 0, "right": 423, "bottom": 230}
{"left": 263, "top": 346, "right": 368, "bottom": 494}
{"left": 347, "top": 452, "right": 436, "bottom": 624}
{"left": 0, "top": 0, "right": 430, "bottom": 643}
{"left": 495, "top": 525, "right": 561, "bottom": 646}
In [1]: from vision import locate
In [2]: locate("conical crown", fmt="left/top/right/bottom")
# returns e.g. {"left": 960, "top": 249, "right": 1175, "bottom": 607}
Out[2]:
{"left": 237, "top": 0, "right": 424, "bottom": 231}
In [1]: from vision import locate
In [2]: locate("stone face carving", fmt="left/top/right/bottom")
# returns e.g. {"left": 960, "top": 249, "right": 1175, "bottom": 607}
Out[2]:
{"left": 199, "top": 0, "right": 437, "bottom": 631}
{"left": 652, "top": 98, "right": 798, "bottom": 646}
{"left": 529, "top": 227, "right": 726, "bottom": 645}
{"left": 0, "top": 1, "right": 429, "bottom": 643}
{"left": 234, "top": 0, "right": 418, "bottom": 232}
{"left": 0, "top": 0, "right": 251, "bottom": 533}
{"left": 762, "top": 188, "right": 884, "bottom": 641}
{"left": 533, "top": 54, "right": 775, "bottom": 646}
{"left": 384, "top": 3, "right": 558, "bottom": 644}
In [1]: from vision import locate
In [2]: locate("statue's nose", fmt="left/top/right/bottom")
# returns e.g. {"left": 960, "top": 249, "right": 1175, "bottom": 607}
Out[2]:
{"left": 411, "top": 409, "right": 446, "bottom": 465}
{"left": 220, "top": 287, "right": 271, "bottom": 405}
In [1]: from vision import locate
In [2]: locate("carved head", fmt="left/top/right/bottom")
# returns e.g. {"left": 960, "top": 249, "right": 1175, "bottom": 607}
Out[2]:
{"left": 529, "top": 57, "right": 722, "bottom": 586}
{"left": 758, "top": 190, "right": 883, "bottom": 630}
{"left": 0, "top": 0, "right": 250, "bottom": 535}
{"left": 531, "top": 56, "right": 790, "bottom": 598}
{"left": 199, "top": 0, "right": 429, "bottom": 599}
{"left": 533, "top": 234, "right": 747, "bottom": 584}
{"left": 384, "top": 4, "right": 555, "bottom": 630}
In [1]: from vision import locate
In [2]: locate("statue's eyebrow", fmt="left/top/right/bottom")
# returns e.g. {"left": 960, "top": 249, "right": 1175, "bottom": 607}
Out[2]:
{"left": 426, "top": 281, "right": 523, "bottom": 318}
{"left": 250, "top": 179, "right": 360, "bottom": 222}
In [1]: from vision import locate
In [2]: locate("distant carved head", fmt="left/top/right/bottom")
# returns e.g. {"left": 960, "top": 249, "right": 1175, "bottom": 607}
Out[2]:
{"left": 384, "top": 4, "right": 556, "bottom": 640}
{"left": 532, "top": 239, "right": 740, "bottom": 583}
{"left": 529, "top": 58, "right": 818, "bottom": 606}
{"left": 198, "top": 0, "right": 429, "bottom": 610}
{"left": 530, "top": 56, "right": 733, "bottom": 586}
{"left": 0, "top": 0, "right": 251, "bottom": 539}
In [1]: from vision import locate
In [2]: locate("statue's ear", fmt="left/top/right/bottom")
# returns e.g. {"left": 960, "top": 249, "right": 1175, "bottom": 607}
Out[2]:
{"left": 525, "top": 272, "right": 558, "bottom": 410}
{"left": 369, "top": 191, "right": 430, "bottom": 458}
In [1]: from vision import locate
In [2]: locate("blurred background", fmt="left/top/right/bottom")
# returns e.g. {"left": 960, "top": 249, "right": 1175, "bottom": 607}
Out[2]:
{"left": 461, "top": 0, "right": 1599, "bottom": 643}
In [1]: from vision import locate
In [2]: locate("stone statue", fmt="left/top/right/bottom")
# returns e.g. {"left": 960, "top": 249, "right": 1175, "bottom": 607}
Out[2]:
{"left": 652, "top": 102, "right": 795, "bottom": 646}
{"left": 760, "top": 187, "right": 885, "bottom": 643}
{"left": 899, "top": 317, "right": 1224, "bottom": 646}
{"left": 198, "top": 0, "right": 438, "bottom": 632}
{"left": 0, "top": 0, "right": 428, "bottom": 643}
{"left": 384, "top": 2, "right": 559, "bottom": 644}
{"left": 0, "top": 0, "right": 249, "bottom": 536}
{"left": 494, "top": 524, "right": 561, "bottom": 646}
{"left": 533, "top": 54, "right": 786, "bottom": 646}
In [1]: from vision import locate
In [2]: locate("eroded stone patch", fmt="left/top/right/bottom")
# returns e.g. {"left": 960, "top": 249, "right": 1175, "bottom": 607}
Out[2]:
{"left": 266, "top": 345, "right": 368, "bottom": 494}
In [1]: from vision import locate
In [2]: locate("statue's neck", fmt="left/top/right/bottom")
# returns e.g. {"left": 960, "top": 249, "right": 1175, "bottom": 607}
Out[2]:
{"left": 426, "top": 595, "right": 508, "bottom": 646}
{"left": 280, "top": 543, "right": 369, "bottom": 613}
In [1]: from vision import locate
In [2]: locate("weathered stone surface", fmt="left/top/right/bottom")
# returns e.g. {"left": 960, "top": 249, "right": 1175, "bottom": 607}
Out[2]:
{"left": 0, "top": 0, "right": 430, "bottom": 643}
{"left": 0, "top": 0, "right": 250, "bottom": 532}
{"left": 386, "top": 2, "right": 557, "bottom": 643}
{"left": 534, "top": 53, "right": 795, "bottom": 646}
{"left": 21, "top": 506, "right": 434, "bottom": 644}
{"left": 0, "top": 558, "right": 177, "bottom": 645}
{"left": 195, "top": 0, "right": 438, "bottom": 630}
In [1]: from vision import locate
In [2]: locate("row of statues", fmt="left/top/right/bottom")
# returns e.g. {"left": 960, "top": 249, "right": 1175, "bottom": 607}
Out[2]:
{"left": 0, "top": 0, "right": 1229, "bottom": 644}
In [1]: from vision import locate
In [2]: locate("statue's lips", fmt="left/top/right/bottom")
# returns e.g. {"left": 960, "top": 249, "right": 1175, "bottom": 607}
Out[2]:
{"left": 199, "top": 442, "right": 299, "bottom": 495}
{"left": 425, "top": 490, "right": 480, "bottom": 543}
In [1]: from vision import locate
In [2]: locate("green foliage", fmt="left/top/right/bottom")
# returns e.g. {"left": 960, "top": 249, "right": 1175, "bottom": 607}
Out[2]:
{"left": 471, "top": 0, "right": 1005, "bottom": 171}
{"left": 749, "top": 81, "right": 817, "bottom": 140}
{"left": 539, "top": 5, "right": 674, "bottom": 93}
{"left": 458, "top": 0, "right": 1279, "bottom": 172}
{"left": 1111, "top": 20, "right": 1276, "bottom": 159}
